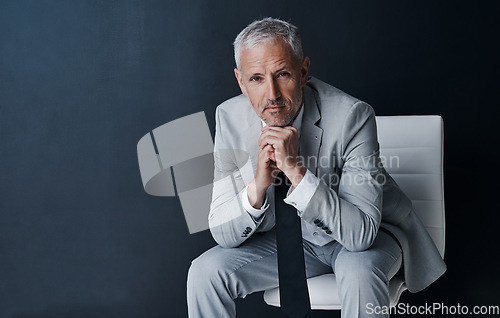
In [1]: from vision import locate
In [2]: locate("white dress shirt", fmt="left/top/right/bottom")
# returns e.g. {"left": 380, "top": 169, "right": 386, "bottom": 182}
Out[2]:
{"left": 241, "top": 105, "right": 335, "bottom": 246}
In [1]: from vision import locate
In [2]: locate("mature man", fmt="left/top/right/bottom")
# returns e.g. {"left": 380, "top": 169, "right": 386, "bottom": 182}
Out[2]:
{"left": 187, "top": 17, "right": 446, "bottom": 318}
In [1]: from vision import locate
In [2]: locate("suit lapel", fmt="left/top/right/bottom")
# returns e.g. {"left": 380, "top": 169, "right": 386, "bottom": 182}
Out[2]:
{"left": 242, "top": 104, "right": 262, "bottom": 176}
{"left": 300, "top": 85, "right": 323, "bottom": 175}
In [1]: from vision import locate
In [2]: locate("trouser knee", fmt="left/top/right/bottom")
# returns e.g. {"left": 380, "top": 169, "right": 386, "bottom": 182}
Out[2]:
{"left": 335, "top": 249, "right": 389, "bottom": 286}
{"left": 187, "top": 248, "right": 238, "bottom": 299}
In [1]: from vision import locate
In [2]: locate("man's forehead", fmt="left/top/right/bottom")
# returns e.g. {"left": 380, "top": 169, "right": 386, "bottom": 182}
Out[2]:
{"left": 239, "top": 41, "right": 296, "bottom": 72}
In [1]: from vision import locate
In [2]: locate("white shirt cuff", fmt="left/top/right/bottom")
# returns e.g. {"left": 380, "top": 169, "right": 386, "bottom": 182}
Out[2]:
{"left": 241, "top": 185, "right": 268, "bottom": 220}
{"left": 283, "top": 169, "right": 320, "bottom": 214}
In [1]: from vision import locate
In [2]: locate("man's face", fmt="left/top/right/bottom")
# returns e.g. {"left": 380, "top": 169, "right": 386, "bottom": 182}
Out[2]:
{"left": 234, "top": 40, "right": 310, "bottom": 127}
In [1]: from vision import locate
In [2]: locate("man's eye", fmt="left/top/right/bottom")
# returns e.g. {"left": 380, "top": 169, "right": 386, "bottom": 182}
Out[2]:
{"left": 278, "top": 72, "right": 290, "bottom": 77}
{"left": 250, "top": 77, "right": 261, "bottom": 82}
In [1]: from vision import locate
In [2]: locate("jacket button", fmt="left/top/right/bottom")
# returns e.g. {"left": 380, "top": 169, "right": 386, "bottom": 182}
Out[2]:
{"left": 314, "top": 219, "right": 320, "bottom": 224}
{"left": 322, "top": 226, "right": 329, "bottom": 231}
{"left": 326, "top": 230, "right": 332, "bottom": 234}
{"left": 317, "top": 222, "right": 324, "bottom": 227}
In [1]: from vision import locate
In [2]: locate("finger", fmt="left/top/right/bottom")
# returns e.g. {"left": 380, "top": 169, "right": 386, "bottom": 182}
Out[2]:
{"left": 261, "top": 126, "right": 297, "bottom": 141}
{"left": 258, "top": 144, "right": 272, "bottom": 157}
{"left": 259, "top": 129, "right": 282, "bottom": 147}
{"left": 282, "top": 126, "right": 298, "bottom": 134}
{"left": 259, "top": 144, "right": 276, "bottom": 161}
{"left": 262, "top": 125, "right": 296, "bottom": 132}
{"left": 259, "top": 135, "right": 284, "bottom": 150}
{"left": 258, "top": 132, "right": 275, "bottom": 148}
{"left": 261, "top": 125, "right": 286, "bottom": 132}
{"left": 261, "top": 126, "right": 295, "bottom": 139}
{"left": 268, "top": 149, "right": 276, "bottom": 162}
{"left": 259, "top": 143, "right": 274, "bottom": 152}
{"left": 259, "top": 129, "right": 290, "bottom": 148}
{"left": 261, "top": 126, "right": 288, "bottom": 136}
{"left": 260, "top": 127, "right": 288, "bottom": 143}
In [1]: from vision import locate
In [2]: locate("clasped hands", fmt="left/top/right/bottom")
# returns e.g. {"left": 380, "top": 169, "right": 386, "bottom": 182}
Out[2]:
{"left": 247, "top": 126, "right": 307, "bottom": 209}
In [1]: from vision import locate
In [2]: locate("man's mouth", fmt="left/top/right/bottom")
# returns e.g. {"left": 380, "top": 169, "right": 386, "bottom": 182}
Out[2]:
{"left": 266, "top": 106, "right": 285, "bottom": 110}
{"left": 264, "top": 102, "right": 287, "bottom": 112}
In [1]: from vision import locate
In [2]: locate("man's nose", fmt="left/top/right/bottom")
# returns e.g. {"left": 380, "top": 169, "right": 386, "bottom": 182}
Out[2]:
{"left": 266, "top": 78, "right": 281, "bottom": 101}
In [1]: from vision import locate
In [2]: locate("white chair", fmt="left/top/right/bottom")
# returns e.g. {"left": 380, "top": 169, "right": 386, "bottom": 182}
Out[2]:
{"left": 264, "top": 115, "right": 446, "bottom": 310}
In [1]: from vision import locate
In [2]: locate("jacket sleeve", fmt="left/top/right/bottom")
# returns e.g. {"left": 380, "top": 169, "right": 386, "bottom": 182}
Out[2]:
{"left": 300, "top": 101, "right": 384, "bottom": 251}
{"left": 208, "top": 107, "right": 274, "bottom": 248}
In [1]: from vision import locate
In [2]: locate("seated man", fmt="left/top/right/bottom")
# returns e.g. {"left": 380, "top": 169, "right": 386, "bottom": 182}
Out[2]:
{"left": 187, "top": 17, "right": 446, "bottom": 318}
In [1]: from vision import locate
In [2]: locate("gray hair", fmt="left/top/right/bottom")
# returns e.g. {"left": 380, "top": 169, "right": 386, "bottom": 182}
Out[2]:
{"left": 233, "top": 17, "right": 304, "bottom": 70}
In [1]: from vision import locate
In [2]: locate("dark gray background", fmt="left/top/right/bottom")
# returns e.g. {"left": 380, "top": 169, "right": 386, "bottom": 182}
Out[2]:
{"left": 1, "top": 1, "right": 499, "bottom": 317}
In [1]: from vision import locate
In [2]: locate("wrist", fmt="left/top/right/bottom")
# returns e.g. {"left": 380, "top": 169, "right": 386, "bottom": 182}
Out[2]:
{"left": 247, "top": 179, "right": 266, "bottom": 209}
{"left": 285, "top": 165, "right": 307, "bottom": 188}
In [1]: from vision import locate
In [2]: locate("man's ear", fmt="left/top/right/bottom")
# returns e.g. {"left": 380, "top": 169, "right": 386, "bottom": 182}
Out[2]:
{"left": 300, "top": 57, "right": 311, "bottom": 87}
{"left": 234, "top": 68, "right": 248, "bottom": 96}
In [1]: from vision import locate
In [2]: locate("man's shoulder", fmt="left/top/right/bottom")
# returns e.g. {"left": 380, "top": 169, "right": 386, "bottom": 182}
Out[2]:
{"left": 305, "top": 77, "right": 374, "bottom": 124}
{"left": 217, "top": 94, "right": 252, "bottom": 112}
{"left": 215, "top": 94, "right": 253, "bottom": 120}
{"left": 306, "top": 77, "right": 362, "bottom": 108}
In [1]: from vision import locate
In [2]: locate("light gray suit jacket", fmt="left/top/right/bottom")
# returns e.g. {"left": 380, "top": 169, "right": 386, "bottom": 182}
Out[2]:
{"left": 209, "top": 77, "right": 446, "bottom": 293}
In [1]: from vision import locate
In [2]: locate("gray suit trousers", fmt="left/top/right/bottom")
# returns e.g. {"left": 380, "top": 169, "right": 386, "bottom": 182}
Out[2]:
{"left": 187, "top": 229, "right": 402, "bottom": 318}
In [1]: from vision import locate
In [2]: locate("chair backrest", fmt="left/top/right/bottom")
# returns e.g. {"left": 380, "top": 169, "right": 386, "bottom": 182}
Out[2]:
{"left": 376, "top": 116, "right": 445, "bottom": 257}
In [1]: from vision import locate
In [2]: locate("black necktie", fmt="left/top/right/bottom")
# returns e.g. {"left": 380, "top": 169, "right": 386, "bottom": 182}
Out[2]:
{"left": 274, "top": 171, "right": 311, "bottom": 318}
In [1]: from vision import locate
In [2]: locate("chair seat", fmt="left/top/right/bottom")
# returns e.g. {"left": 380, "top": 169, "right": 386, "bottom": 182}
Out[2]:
{"left": 263, "top": 274, "right": 407, "bottom": 310}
